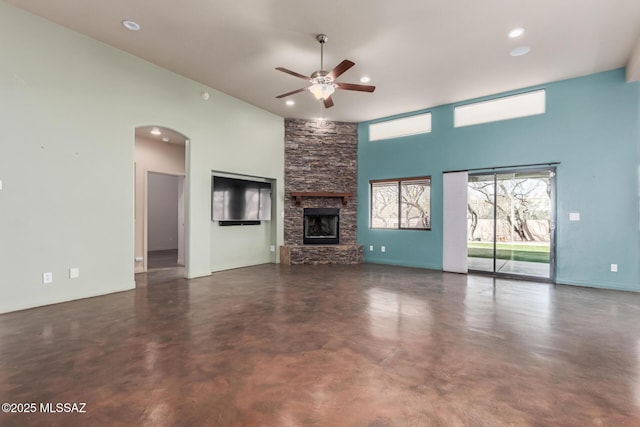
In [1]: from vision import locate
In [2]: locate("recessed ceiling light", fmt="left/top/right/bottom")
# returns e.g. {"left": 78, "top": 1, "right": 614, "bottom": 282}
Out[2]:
{"left": 122, "top": 20, "right": 141, "bottom": 31}
{"left": 508, "top": 28, "right": 525, "bottom": 38}
{"left": 360, "top": 76, "right": 371, "bottom": 83}
{"left": 162, "top": 137, "right": 170, "bottom": 142}
{"left": 510, "top": 46, "right": 530, "bottom": 57}
{"left": 285, "top": 100, "right": 295, "bottom": 106}
{"left": 150, "top": 127, "right": 162, "bottom": 135}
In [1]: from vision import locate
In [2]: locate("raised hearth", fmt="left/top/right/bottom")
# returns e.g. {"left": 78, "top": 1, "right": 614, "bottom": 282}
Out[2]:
{"left": 280, "top": 245, "right": 363, "bottom": 265}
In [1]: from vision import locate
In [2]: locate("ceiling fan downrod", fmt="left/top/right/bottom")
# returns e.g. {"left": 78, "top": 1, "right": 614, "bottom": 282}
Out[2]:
{"left": 317, "top": 34, "right": 328, "bottom": 71}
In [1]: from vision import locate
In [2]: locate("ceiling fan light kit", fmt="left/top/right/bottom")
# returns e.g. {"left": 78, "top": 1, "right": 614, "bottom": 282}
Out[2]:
{"left": 275, "top": 34, "right": 375, "bottom": 108}
{"left": 309, "top": 82, "right": 335, "bottom": 100}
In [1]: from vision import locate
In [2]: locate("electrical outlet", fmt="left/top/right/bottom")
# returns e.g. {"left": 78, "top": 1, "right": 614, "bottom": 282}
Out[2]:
{"left": 381, "top": 246, "right": 386, "bottom": 253}
{"left": 69, "top": 268, "right": 80, "bottom": 279}
{"left": 611, "top": 264, "right": 618, "bottom": 272}
{"left": 270, "top": 245, "right": 276, "bottom": 252}
{"left": 135, "top": 256, "right": 143, "bottom": 262}
{"left": 43, "top": 272, "right": 53, "bottom": 284}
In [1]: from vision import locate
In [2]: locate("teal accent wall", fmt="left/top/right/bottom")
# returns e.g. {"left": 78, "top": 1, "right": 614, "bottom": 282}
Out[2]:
{"left": 357, "top": 69, "right": 640, "bottom": 292}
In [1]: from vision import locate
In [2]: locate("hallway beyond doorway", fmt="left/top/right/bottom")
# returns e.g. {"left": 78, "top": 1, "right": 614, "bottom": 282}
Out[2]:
{"left": 147, "top": 249, "right": 179, "bottom": 270}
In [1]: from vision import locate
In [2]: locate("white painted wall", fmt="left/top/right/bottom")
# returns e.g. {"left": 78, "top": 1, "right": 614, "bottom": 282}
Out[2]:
{"left": 211, "top": 221, "right": 274, "bottom": 270}
{"left": 148, "top": 173, "right": 179, "bottom": 251}
{"left": 177, "top": 176, "right": 185, "bottom": 266}
{"left": 0, "top": 3, "right": 284, "bottom": 313}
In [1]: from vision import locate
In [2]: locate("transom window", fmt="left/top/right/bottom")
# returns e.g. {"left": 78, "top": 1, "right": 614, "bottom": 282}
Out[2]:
{"left": 369, "top": 113, "right": 432, "bottom": 141}
{"left": 454, "top": 90, "right": 546, "bottom": 128}
{"left": 370, "top": 177, "right": 431, "bottom": 230}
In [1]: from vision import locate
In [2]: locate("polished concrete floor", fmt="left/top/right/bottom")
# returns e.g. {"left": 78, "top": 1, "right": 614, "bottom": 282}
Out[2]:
{"left": 147, "top": 249, "right": 179, "bottom": 270}
{"left": 1, "top": 264, "right": 640, "bottom": 426}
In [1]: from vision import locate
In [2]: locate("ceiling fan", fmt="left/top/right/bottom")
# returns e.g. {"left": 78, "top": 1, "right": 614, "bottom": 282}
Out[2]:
{"left": 275, "top": 34, "right": 375, "bottom": 108}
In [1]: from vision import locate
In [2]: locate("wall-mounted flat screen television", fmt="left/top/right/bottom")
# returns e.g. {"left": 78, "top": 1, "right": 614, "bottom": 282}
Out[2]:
{"left": 212, "top": 175, "right": 271, "bottom": 224}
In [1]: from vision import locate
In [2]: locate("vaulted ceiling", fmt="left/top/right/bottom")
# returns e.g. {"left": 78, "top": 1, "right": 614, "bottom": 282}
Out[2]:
{"left": 6, "top": 0, "right": 640, "bottom": 122}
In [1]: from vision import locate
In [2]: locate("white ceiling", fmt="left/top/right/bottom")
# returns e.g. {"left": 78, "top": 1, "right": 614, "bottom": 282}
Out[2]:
{"left": 6, "top": 0, "right": 640, "bottom": 123}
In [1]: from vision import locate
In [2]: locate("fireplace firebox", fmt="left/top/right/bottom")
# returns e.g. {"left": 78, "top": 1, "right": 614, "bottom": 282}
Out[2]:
{"left": 303, "top": 208, "right": 339, "bottom": 245}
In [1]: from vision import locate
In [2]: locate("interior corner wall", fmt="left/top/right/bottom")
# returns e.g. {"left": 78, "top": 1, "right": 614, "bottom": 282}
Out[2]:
{"left": 0, "top": 3, "right": 284, "bottom": 313}
{"left": 357, "top": 69, "right": 640, "bottom": 292}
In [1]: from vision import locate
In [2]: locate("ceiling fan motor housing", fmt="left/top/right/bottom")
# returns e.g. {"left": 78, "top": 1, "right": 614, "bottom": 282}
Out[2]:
{"left": 310, "top": 70, "right": 334, "bottom": 86}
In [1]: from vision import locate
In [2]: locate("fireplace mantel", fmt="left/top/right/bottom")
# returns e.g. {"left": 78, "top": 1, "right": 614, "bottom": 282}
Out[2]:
{"left": 291, "top": 191, "right": 353, "bottom": 207}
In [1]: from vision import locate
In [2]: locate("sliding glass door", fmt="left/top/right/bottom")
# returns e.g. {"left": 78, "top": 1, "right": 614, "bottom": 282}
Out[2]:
{"left": 467, "top": 168, "right": 555, "bottom": 280}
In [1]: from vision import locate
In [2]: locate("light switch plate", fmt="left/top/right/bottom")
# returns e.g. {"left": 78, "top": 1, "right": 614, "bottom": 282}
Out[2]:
{"left": 381, "top": 246, "right": 386, "bottom": 253}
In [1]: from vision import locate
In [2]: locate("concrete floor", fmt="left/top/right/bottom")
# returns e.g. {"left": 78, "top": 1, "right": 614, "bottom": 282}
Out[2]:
{"left": 147, "top": 249, "right": 179, "bottom": 270}
{"left": 1, "top": 264, "right": 639, "bottom": 426}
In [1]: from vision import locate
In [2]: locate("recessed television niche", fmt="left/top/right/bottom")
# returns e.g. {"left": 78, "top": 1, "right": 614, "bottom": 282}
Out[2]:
{"left": 212, "top": 175, "right": 272, "bottom": 226}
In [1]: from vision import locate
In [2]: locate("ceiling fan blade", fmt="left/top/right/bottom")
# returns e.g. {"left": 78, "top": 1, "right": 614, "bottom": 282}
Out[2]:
{"left": 323, "top": 96, "right": 334, "bottom": 108}
{"left": 336, "top": 82, "right": 376, "bottom": 92}
{"left": 276, "top": 87, "right": 309, "bottom": 98}
{"left": 327, "top": 60, "right": 355, "bottom": 80}
{"left": 275, "top": 67, "right": 310, "bottom": 80}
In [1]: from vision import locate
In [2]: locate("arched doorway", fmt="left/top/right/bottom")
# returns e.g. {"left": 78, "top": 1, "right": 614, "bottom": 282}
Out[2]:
{"left": 134, "top": 125, "right": 189, "bottom": 275}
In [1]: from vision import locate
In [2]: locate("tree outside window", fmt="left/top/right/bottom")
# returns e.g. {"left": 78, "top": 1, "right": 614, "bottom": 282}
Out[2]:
{"left": 371, "top": 177, "right": 431, "bottom": 230}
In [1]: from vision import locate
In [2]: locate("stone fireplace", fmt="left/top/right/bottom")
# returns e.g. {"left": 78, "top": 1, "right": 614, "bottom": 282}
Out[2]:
{"left": 280, "top": 119, "right": 364, "bottom": 265}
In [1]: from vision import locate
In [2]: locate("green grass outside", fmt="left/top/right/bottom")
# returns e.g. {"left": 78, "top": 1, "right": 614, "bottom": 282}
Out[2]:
{"left": 467, "top": 242, "right": 550, "bottom": 263}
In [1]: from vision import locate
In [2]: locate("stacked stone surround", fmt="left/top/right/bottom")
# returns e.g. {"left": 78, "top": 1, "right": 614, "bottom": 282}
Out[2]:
{"left": 282, "top": 118, "right": 363, "bottom": 264}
